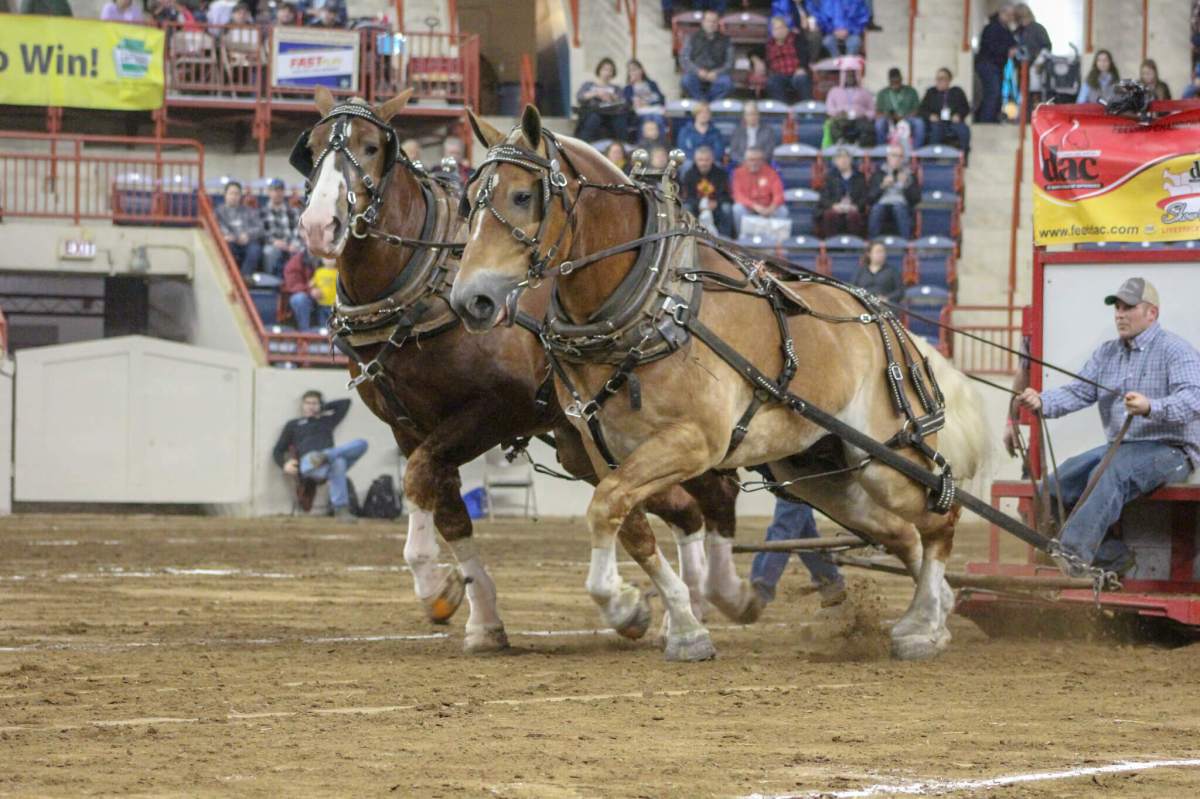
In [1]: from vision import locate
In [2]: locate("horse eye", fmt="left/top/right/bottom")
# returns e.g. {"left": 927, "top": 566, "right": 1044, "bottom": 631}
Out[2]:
{"left": 513, "top": 191, "right": 532, "bottom": 207}
{"left": 364, "top": 144, "right": 379, "bottom": 156}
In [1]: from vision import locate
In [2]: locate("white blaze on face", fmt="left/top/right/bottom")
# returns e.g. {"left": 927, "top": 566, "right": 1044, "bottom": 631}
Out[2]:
{"left": 299, "top": 152, "right": 348, "bottom": 257}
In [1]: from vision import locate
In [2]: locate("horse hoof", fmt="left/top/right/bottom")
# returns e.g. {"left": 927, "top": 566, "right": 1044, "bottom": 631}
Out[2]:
{"left": 421, "top": 569, "right": 465, "bottom": 624}
{"left": 464, "top": 624, "right": 510, "bottom": 655}
{"left": 707, "top": 580, "right": 762, "bottom": 625}
{"left": 665, "top": 629, "right": 716, "bottom": 662}
{"left": 891, "top": 627, "right": 951, "bottom": 661}
{"left": 612, "top": 590, "right": 652, "bottom": 640}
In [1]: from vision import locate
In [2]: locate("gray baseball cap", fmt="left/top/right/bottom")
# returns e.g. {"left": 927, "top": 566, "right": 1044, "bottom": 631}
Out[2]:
{"left": 1104, "top": 276, "right": 1159, "bottom": 307}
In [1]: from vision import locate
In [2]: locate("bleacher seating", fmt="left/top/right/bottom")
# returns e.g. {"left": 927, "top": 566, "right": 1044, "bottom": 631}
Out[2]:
{"left": 783, "top": 188, "right": 820, "bottom": 236}
{"left": 910, "top": 235, "right": 957, "bottom": 289}
{"left": 791, "top": 101, "right": 827, "bottom": 148}
{"left": 248, "top": 272, "right": 283, "bottom": 325}
{"left": 773, "top": 143, "right": 821, "bottom": 189}
{"left": 737, "top": 234, "right": 780, "bottom": 256}
{"left": 756, "top": 100, "right": 790, "bottom": 138}
{"left": 709, "top": 98, "right": 743, "bottom": 141}
{"left": 902, "top": 284, "right": 951, "bottom": 344}
{"left": 918, "top": 190, "right": 960, "bottom": 240}
{"left": 825, "top": 235, "right": 866, "bottom": 283}
{"left": 914, "top": 145, "right": 964, "bottom": 194}
{"left": 782, "top": 235, "right": 824, "bottom": 273}
{"left": 665, "top": 98, "right": 699, "bottom": 141}
{"left": 873, "top": 235, "right": 908, "bottom": 273}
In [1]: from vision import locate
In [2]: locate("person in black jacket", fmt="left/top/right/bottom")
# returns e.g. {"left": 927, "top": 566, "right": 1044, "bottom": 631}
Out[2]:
{"left": 818, "top": 147, "right": 867, "bottom": 236}
{"left": 272, "top": 391, "right": 368, "bottom": 521}
{"left": 975, "top": 5, "right": 1017, "bottom": 123}
{"left": 866, "top": 144, "right": 921, "bottom": 239}
{"left": 680, "top": 145, "right": 734, "bottom": 237}
{"left": 851, "top": 240, "right": 905, "bottom": 303}
{"left": 919, "top": 67, "right": 972, "bottom": 153}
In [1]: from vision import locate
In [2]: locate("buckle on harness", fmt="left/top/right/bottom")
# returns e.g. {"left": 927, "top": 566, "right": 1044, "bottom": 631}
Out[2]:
{"left": 347, "top": 359, "right": 383, "bottom": 390}
{"left": 888, "top": 362, "right": 904, "bottom": 382}
{"left": 565, "top": 400, "right": 600, "bottom": 420}
{"left": 559, "top": 260, "right": 575, "bottom": 275}
{"left": 662, "top": 296, "right": 690, "bottom": 325}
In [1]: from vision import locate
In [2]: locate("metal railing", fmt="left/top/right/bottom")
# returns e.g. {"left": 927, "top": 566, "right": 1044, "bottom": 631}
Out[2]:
{"left": 161, "top": 23, "right": 480, "bottom": 110}
{"left": 519, "top": 53, "right": 536, "bottom": 108}
{"left": 0, "top": 132, "right": 204, "bottom": 225}
{"left": 1008, "top": 61, "right": 1029, "bottom": 316}
{"left": 0, "top": 306, "right": 7, "bottom": 358}
{"left": 939, "top": 304, "right": 1021, "bottom": 374}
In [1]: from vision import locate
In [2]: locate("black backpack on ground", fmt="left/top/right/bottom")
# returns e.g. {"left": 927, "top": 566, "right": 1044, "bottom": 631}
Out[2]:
{"left": 361, "top": 474, "right": 403, "bottom": 520}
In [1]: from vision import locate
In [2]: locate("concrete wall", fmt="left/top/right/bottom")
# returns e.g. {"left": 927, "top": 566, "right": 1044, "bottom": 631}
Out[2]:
{"left": 0, "top": 357, "right": 12, "bottom": 515}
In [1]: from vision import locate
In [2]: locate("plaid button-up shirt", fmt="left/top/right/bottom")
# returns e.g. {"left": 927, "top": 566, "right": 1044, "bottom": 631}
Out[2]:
{"left": 260, "top": 201, "right": 301, "bottom": 249}
{"left": 1041, "top": 322, "right": 1200, "bottom": 469}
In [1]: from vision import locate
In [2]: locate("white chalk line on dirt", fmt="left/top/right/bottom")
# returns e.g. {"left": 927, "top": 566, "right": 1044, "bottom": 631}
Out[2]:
{"left": 0, "top": 620, "right": 798, "bottom": 654}
{"left": 0, "top": 681, "right": 866, "bottom": 734}
{"left": 744, "top": 758, "right": 1200, "bottom": 798}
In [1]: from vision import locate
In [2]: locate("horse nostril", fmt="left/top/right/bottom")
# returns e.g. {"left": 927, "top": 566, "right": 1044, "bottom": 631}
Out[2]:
{"left": 329, "top": 217, "right": 342, "bottom": 240}
{"left": 467, "top": 294, "right": 495, "bottom": 321}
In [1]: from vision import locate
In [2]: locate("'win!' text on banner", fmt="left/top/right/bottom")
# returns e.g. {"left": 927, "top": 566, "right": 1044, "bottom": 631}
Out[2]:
{"left": 0, "top": 15, "right": 165, "bottom": 111}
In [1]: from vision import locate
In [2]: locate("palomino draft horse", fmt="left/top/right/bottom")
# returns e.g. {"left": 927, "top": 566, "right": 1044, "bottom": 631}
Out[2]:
{"left": 450, "top": 106, "right": 990, "bottom": 661}
{"left": 291, "top": 89, "right": 757, "bottom": 652}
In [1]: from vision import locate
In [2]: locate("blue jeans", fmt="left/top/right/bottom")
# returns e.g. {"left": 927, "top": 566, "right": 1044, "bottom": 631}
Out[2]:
{"left": 262, "top": 244, "right": 294, "bottom": 276}
{"left": 868, "top": 202, "right": 913, "bottom": 239}
{"left": 874, "top": 116, "right": 926, "bottom": 149}
{"left": 681, "top": 70, "right": 733, "bottom": 102}
{"left": 751, "top": 498, "right": 844, "bottom": 600}
{"left": 927, "top": 120, "right": 971, "bottom": 152}
{"left": 288, "top": 292, "right": 331, "bottom": 331}
{"left": 229, "top": 239, "right": 262, "bottom": 276}
{"left": 975, "top": 61, "right": 1002, "bottom": 123}
{"left": 823, "top": 32, "right": 862, "bottom": 56}
{"left": 300, "top": 438, "right": 369, "bottom": 509}
{"left": 766, "top": 71, "right": 812, "bottom": 103}
{"left": 1047, "top": 441, "right": 1192, "bottom": 568}
{"left": 732, "top": 203, "right": 789, "bottom": 237}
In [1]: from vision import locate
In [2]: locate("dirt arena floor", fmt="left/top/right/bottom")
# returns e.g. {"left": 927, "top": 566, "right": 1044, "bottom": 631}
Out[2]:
{"left": 1, "top": 512, "right": 1199, "bottom": 798}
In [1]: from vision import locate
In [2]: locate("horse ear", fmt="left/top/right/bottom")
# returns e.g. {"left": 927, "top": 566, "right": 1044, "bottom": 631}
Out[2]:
{"left": 468, "top": 110, "right": 505, "bottom": 148}
{"left": 520, "top": 104, "right": 543, "bottom": 152}
{"left": 314, "top": 86, "right": 335, "bottom": 116}
{"left": 377, "top": 88, "right": 413, "bottom": 122}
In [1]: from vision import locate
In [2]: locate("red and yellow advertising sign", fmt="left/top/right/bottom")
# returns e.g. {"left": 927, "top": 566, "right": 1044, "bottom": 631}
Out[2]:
{"left": 1032, "top": 103, "right": 1200, "bottom": 245}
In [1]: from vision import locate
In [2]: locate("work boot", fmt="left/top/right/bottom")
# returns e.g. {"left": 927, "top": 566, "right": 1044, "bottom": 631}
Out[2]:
{"left": 307, "top": 451, "right": 328, "bottom": 468}
{"left": 819, "top": 580, "right": 848, "bottom": 608}
{"left": 333, "top": 505, "right": 357, "bottom": 524}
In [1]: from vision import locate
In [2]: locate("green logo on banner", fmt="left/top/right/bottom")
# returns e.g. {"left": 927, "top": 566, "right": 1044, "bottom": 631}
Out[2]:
{"left": 113, "top": 38, "right": 152, "bottom": 79}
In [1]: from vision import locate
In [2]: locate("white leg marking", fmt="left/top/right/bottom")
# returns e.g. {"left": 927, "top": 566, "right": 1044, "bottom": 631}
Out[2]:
{"left": 892, "top": 556, "right": 950, "bottom": 658}
{"left": 647, "top": 546, "right": 704, "bottom": 636}
{"left": 447, "top": 538, "right": 507, "bottom": 651}
{"left": 672, "top": 526, "right": 708, "bottom": 621}
{"left": 585, "top": 544, "right": 621, "bottom": 608}
{"left": 402, "top": 508, "right": 441, "bottom": 600}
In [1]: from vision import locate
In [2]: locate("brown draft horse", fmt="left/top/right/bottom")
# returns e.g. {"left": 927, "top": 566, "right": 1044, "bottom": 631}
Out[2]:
{"left": 450, "top": 106, "right": 990, "bottom": 661}
{"left": 292, "top": 89, "right": 756, "bottom": 653}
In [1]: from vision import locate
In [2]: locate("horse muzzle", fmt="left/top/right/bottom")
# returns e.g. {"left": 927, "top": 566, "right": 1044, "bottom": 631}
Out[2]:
{"left": 449, "top": 271, "right": 522, "bottom": 333}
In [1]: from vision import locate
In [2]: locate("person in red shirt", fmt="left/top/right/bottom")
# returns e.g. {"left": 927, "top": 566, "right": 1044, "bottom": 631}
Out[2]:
{"left": 731, "top": 146, "right": 788, "bottom": 238}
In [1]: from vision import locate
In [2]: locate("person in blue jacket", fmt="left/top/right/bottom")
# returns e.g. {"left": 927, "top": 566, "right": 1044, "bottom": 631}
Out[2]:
{"left": 808, "top": 0, "right": 869, "bottom": 56}
{"left": 675, "top": 101, "right": 726, "bottom": 163}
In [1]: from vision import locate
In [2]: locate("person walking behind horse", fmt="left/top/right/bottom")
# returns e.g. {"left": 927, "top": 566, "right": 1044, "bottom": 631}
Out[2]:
{"left": 1018, "top": 278, "right": 1200, "bottom": 577}
{"left": 751, "top": 498, "right": 847, "bottom": 609}
{"left": 217, "top": 181, "right": 264, "bottom": 276}
{"left": 273, "top": 391, "right": 369, "bottom": 522}
{"left": 259, "top": 178, "right": 302, "bottom": 276}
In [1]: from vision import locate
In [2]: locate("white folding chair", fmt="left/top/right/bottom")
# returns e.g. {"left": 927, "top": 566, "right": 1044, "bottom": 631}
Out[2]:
{"left": 482, "top": 448, "right": 537, "bottom": 520}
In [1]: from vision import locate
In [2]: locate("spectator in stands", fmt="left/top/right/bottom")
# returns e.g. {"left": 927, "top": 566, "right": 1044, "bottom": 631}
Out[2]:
{"left": 975, "top": 5, "right": 1017, "bottom": 123}
{"left": 817, "top": 147, "right": 866, "bottom": 236}
{"left": 1139, "top": 59, "right": 1172, "bottom": 100}
{"left": 1183, "top": 64, "right": 1200, "bottom": 100}
{"left": 437, "top": 136, "right": 471, "bottom": 186}
{"left": 875, "top": 67, "right": 924, "bottom": 150}
{"left": 636, "top": 118, "right": 667, "bottom": 152}
{"left": 851, "top": 240, "right": 904, "bottom": 302}
{"left": 866, "top": 145, "right": 920, "bottom": 240}
{"left": 648, "top": 145, "right": 670, "bottom": 171}
{"left": 764, "top": 14, "right": 813, "bottom": 104}
{"left": 297, "top": 0, "right": 346, "bottom": 26}
{"left": 19, "top": 0, "right": 71, "bottom": 13}
{"left": 604, "top": 141, "right": 629, "bottom": 173}
{"left": 681, "top": 144, "right": 734, "bottom": 237}
{"left": 809, "top": 0, "right": 868, "bottom": 56}
{"left": 575, "top": 58, "right": 630, "bottom": 143}
{"left": 283, "top": 250, "right": 321, "bottom": 331}
{"left": 825, "top": 70, "right": 874, "bottom": 146}
{"left": 1014, "top": 4, "right": 1051, "bottom": 109}
{"left": 273, "top": 2, "right": 301, "bottom": 25}
{"left": 918, "top": 67, "right": 972, "bottom": 153}
{"left": 623, "top": 59, "right": 667, "bottom": 126}
{"left": 260, "top": 178, "right": 301, "bottom": 277}
{"left": 730, "top": 101, "right": 782, "bottom": 165}
{"left": 206, "top": 0, "right": 237, "bottom": 27}
{"left": 313, "top": 4, "right": 341, "bottom": 27}
{"left": 661, "top": 0, "right": 728, "bottom": 28}
{"left": 731, "top": 146, "right": 788, "bottom": 237}
{"left": 225, "top": 3, "right": 259, "bottom": 48}
{"left": 273, "top": 390, "right": 368, "bottom": 523}
{"left": 217, "top": 181, "right": 264, "bottom": 276}
{"left": 1076, "top": 49, "right": 1120, "bottom": 104}
{"left": 1018, "top": 277, "right": 1200, "bottom": 578}
{"left": 676, "top": 101, "right": 725, "bottom": 163}
{"left": 399, "top": 139, "right": 422, "bottom": 164}
{"left": 101, "top": 0, "right": 144, "bottom": 22}
{"left": 310, "top": 258, "right": 338, "bottom": 327}
{"left": 681, "top": 10, "right": 734, "bottom": 102}
{"left": 750, "top": 498, "right": 847, "bottom": 610}
{"left": 151, "top": 0, "right": 199, "bottom": 28}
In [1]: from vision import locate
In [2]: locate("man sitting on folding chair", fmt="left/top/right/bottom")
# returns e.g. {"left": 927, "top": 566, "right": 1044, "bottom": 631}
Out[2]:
{"left": 272, "top": 390, "right": 368, "bottom": 522}
{"left": 1018, "top": 278, "right": 1200, "bottom": 577}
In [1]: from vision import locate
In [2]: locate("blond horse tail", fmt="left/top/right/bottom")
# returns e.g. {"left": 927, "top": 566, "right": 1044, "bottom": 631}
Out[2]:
{"left": 911, "top": 337, "right": 992, "bottom": 481}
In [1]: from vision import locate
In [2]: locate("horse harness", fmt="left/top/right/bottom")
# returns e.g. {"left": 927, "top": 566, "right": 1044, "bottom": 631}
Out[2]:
{"left": 467, "top": 132, "right": 956, "bottom": 514}
{"left": 289, "top": 103, "right": 547, "bottom": 427}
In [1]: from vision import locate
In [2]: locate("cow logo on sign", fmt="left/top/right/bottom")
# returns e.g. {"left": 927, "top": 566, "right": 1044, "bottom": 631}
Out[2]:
{"left": 1160, "top": 160, "right": 1200, "bottom": 226}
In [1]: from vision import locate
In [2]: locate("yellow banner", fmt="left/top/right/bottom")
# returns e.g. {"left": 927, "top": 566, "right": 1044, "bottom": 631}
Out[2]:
{"left": 0, "top": 15, "right": 164, "bottom": 111}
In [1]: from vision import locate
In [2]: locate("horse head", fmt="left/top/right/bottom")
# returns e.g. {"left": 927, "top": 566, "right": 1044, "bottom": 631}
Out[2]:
{"left": 292, "top": 86, "right": 413, "bottom": 259}
{"left": 451, "top": 105, "right": 620, "bottom": 332}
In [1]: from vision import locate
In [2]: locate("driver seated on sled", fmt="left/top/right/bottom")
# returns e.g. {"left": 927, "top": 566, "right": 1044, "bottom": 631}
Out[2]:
{"left": 1018, "top": 277, "right": 1200, "bottom": 576}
